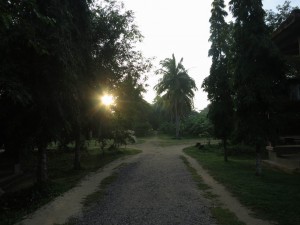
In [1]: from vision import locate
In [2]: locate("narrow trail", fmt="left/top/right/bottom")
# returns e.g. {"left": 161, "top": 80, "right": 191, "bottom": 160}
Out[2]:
{"left": 17, "top": 137, "right": 272, "bottom": 225}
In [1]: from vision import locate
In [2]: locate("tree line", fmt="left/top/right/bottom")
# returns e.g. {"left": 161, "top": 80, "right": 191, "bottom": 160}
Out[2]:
{"left": 0, "top": 0, "right": 152, "bottom": 183}
{"left": 203, "top": 0, "right": 299, "bottom": 175}
{"left": 1, "top": 0, "right": 298, "bottom": 184}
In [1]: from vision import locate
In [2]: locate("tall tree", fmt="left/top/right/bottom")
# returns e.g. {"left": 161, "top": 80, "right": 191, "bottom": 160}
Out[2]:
{"left": 67, "top": 0, "right": 92, "bottom": 170}
{"left": 202, "top": 0, "right": 234, "bottom": 162}
{"left": 114, "top": 75, "right": 149, "bottom": 130}
{"left": 31, "top": 0, "right": 93, "bottom": 179}
{"left": 155, "top": 54, "right": 197, "bottom": 138}
{"left": 0, "top": 0, "right": 93, "bottom": 182}
{"left": 229, "top": 0, "right": 285, "bottom": 175}
{"left": 265, "top": 0, "right": 299, "bottom": 32}
{"left": 89, "top": 0, "right": 152, "bottom": 140}
{"left": 0, "top": 0, "right": 150, "bottom": 184}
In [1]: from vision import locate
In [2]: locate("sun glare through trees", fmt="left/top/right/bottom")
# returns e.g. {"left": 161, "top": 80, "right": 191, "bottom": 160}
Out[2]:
{"left": 101, "top": 94, "right": 115, "bottom": 106}
{"left": 1, "top": 1, "right": 300, "bottom": 225}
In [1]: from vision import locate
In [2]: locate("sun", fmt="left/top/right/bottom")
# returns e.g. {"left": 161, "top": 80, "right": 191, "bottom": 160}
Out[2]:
{"left": 101, "top": 94, "right": 114, "bottom": 106}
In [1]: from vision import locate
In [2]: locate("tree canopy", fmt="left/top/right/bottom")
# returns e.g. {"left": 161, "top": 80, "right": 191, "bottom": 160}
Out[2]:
{"left": 0, "top": 0, "right": 151, "bottom": 183}
{"left": 229, "top": 0, "right": 286, "bottom": 175}
{"left": 203, "top": 0, "right": 233, "bottom": 161}
{"left": 155, "top": 54, "right": 197, "bottom": 138}
{"left": 265, "top": 0, "right": 299, "bottom": 32}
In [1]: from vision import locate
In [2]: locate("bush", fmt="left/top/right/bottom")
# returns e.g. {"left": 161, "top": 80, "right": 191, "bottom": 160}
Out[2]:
{"left": 182, "top": 111, "right": 213, "bottom": 137}
{"left": 158, "top": 122, "right": 175, "bottom": 135}
{"left": 133, "top": 122, "right": 152, "bottom": 137}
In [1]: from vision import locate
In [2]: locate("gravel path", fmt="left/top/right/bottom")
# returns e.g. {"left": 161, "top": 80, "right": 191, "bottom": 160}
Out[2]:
{"left": 74, "top": 139, "right": 217, "bottom": 225}
{"left": 17, "top": 137, "right": 273, "bottom": 225}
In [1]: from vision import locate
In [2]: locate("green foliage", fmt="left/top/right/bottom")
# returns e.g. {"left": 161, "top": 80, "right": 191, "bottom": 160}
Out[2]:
{"left": 265, "top": 1, "right": 299, "bottom": 32}
{"left": 208, "top": 0, "right": 228, "bottom": 60}
{"left": 184, "top": 146, "right": 300, "bottom": 225}
{"left": 182, "top": 110, "right": 213, "bottom": 137}
{"left": 0, "top": 0, "right": 151, "bottom": 182}
{"left": 0, "top": 147, "right": 141, "bottom": 225}
{"left": 150, "top": 96, "right": 173, "bottom": 131}
{"left": 91, "top": 25, "right": 153, "bottom": 143}
{"left": 156, "top": 106, "right": 213, "bottom": 137}
{"left": 211, "top": 207, "right": 246, "bottom": 225}
{"left": 203, "top": 0, "right": 233, "bottom": 162}
{"left": 229, "top": 0, "right": 285, "bottom": 146}
{"left": 110, "top": 129, "right": 135, "bottom": 150}
{"left": 113, "top": 75, "right": 152, "bottom": 131}
{"left": 158, "top": 122, "right": 176, "bottom": 135}
{"left": 0, "top": 0, "right": 96, "bottom": 181}
{"left": 90, "top": 0, "right": 148, "bottom": 83}
{"left": 203, "top": 0, "right": 233, "bottom": 141}
{"left": 133, "top": 121, "right": 152, "bottom": 137}
{"left": 0, "top": 182, "right": 64, "bottom": 225}
{"left": 155, "top": 54, "right": 197, "bottom": 138}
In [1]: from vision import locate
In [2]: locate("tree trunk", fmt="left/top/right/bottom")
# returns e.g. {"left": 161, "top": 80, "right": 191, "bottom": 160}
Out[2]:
{"left": 37, "top": 144, "right": 48, "bottom": 183}
{"left": 14, "top": 146, "right": 22, "bottom": 174}
{"left": 89, "top": 130, "right": 93, "bottom": 140}
{"left": 223, "top": 138, "right": 228, "bottom": 162}
{"left": 255, "top": 144, "right": 262, "bottom": 176}
{"left": 175, "top": 115, "right": 180, "bottom": 139}
{"left": 175, "top": 100, "right": 180, "bottom": 138}
{"left": 74, "top": 130, "right": 82, "bottom": 170}
{"left": 14, "top": 164, "right": 21, "bottom": 175}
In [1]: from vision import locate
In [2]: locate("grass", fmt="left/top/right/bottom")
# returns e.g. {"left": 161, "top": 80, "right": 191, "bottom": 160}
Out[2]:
{"left": 134, "top": 138, "right": 146, "bottom": 144}
{"left": 151, "top": 134, "right": 220, "bottom": 147}
{"left": 211, "top": 207, "right": 246, "bottom": 225}
{"left": 180, "top": 156, "right": 211, "bottom": 191}
{"left": 184, "top": 145, "right": 300, "bottom": 225}
{"left": 0, "top": 147, "right": 141, "bottom": 225}
{"left": 181, "top": 155, "right": 245, "bottom": 225}
{"left": 55, "top": 218, "right": 77, "bottom": 225}
{"left": 82, "top": 172, "right": 119, "bottom": 208}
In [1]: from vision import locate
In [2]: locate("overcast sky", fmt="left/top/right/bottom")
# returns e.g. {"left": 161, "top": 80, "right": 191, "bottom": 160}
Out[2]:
{"left": 124, "top": 0, "right": 299, "bottom": 110}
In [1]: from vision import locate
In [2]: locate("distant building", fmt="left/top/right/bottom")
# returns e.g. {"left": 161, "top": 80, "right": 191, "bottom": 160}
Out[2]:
{"left": 264, "top": 9, "right": 300, "bottom": 173}
{"left": 272, "top": 9, "right": 300, "bottom": 57}
{"left": 272, "top": 9, "right": 300, "bottom": 136}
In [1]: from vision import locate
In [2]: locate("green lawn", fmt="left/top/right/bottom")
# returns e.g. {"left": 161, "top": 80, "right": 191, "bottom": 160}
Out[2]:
{"left": 181, "top": 155, "right": 245, "bottom": 225}
{"left": 142, "top": 133, "right": 220, "bottom": 147}
{"left": 183, "top": 145, "right": 300, "bottom": 225}
{"left": 0, "top": 146, "right": 141, "bottom": 225}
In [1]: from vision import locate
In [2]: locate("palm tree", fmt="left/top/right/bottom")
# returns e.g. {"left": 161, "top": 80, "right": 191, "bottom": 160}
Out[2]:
{"left": 155, "top": 54, "right": 197, "bottom": 138}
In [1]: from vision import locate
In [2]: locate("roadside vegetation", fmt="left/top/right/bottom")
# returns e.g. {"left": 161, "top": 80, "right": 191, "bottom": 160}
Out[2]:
{"left": 184, "top": 145, "right": 300, "bottom": 225}
{"left": 181, "top": 155, "right": 245, "bottom": 225}
{"left": 0, "top": 144, "right": 141, "bottom": 225}
{"left": 137, "top": 132, "right": 218, "bottom": 147}
{"left": 82, "top": 172, "right": 119, "bottom": 208}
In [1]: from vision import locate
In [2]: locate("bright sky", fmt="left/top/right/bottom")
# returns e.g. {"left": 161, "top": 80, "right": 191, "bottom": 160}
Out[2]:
{"left": 124, "top": 0, "right": 299, "bottom": 111}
